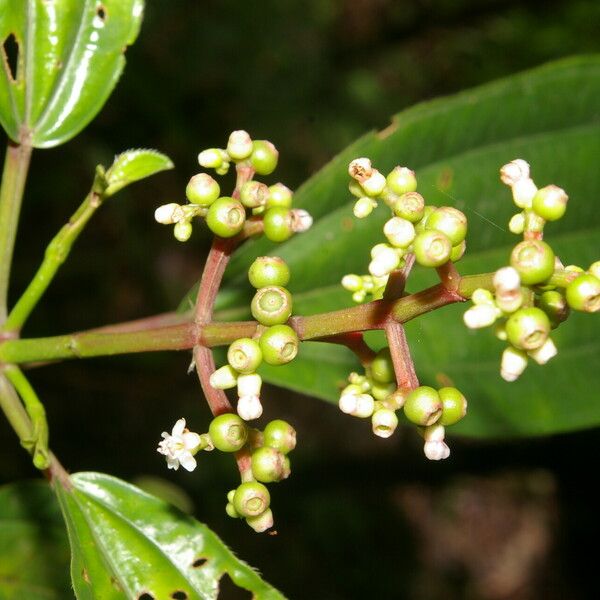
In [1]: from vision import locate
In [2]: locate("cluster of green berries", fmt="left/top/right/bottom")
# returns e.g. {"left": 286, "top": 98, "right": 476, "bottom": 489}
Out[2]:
{"left": 338, "top": 347, "right": 467, "bottom": 460}
{"left": 210, "top": 256, "right": 299, "bottom": 421}
{"left": 154, "top": 130, "right": 312, "bottom": 242}
{"left": 342, "top": 158, "right": 467, "bottom": 302}
{"left": 464, "top": 159, "right": 600, "bottom": 381}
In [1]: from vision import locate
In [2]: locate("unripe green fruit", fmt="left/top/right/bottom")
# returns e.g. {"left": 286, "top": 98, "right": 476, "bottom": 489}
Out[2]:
{"left": 371, "top": 381, "right": 396, "bottom": 402}
{"left": 566, "top": 274, "right": 600, "bottom": 313}
{"left": 208, "top": 413, "right": 248, "bottom": 452}
{"left": 248, "top": 256, "right": 291, "bottom": 288}
{"left": 438, "top": 387, "right": 467, "bottom": 426}
{"left": 173, "top": 220, "right": 192, "bottom": 242}
{"left": 403, "top": 386, "right": 442, "bottom": 426}
{"left": 251, "top": 446, "right": 288, "bottom": 483}
{"left": 240, "top": 181, "right": 269, "bottom": 208}
{"left": 227, "top": 338, "right": 262, "bottom": 374}
{"left": 263, "top": 419, "right": 297, "bottom": 454}
{"left": 392, "top": 192, "right": 425, "bottom": 223}
{"left": 510, "top": 240, "right": 555, "bottom": 285}
{"left": 386, "top": 166, "right": 417, "bottom": 195}
{"left": 505, "top": 307, "right": 551, "bottom": 350}
{"left": 233, "top": 482, "right": 271, "bottom": 518}
{"left": 263, "top": 207, "right": 293, "bottom": 242}
{"left": 426, "top": 206, "right": 468, "bottom": 246}
{"left": 537, "top": 290, "right": 570, "bottom": 326}
{"left": 267, "top": 183, "right": 293, "bottom": 208}
{"left": 413, "top": 229, "right": 452, "bottom": 267}
{"left": 589, "top": 261, "right": 600, "bottom": 280}
{"left": 259, "top": 325, "right": 299, "bottom": 365}
{"left": 414, "top": 205, "right": 436, "bottom": 233}
{"left": 251, "top": 286, "right": 292, "bottom": 326}
{"left": 250, "top": 140, "right": 279, "bottom": 175}
{"left": 532, "top": 185, "right": 568, "bottom": 221}
{"left": 370, "top": 347, "right": 395, "bottom": 384}
{"left": 185, "top": 173, "right": 220, "bottom": 206}
{"left": 206, "top": 197, "right": 246, "bottom": 238}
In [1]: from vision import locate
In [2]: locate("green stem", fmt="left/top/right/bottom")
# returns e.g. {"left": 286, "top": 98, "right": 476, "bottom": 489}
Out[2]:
{"left": 2, "top": 364, "right": 49, "bottom": 468}
{"left": 0, "top": 139, "right": 33, "bottom": 323}
{"left": 3, "top": 167, "right": 107, "bottom": 333}
{"left": 0, "top": 373, "right": 33, "bottom": 443}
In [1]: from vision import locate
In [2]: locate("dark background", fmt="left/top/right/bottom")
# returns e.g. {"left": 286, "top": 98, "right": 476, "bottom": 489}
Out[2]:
{"left": 2, "top": 1, "right": 600, "bottom": 598}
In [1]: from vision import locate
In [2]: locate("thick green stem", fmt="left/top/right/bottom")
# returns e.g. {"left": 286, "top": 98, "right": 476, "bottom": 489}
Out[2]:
{"left": 3, "top": 168, "right": 107, "bottom": 333}
{"left": 0, "top": 139, "right": 33, "bottom": 322}
{"left": 0, "top": 373, "right": 33, "bottom": 443}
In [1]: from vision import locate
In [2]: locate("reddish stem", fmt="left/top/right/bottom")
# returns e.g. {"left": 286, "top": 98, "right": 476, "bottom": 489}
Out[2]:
{"left": 385, "top": 321, "right": 419, "bottom": 391}
{"left": 383, "top": 254, "right": 415, "bottom": 300}
{"left": 315, "top": 332, "right": 376, "bottom": 367}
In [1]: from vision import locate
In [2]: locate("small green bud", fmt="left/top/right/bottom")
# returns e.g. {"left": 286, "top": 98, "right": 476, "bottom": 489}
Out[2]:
{"left": 354, "top": 196, "right": 376, "bottom": 219}
{"left": 226, "top": 130, "right": 253, "bottom": 161}
{"left": 565, "top": 274, "right": 600, "bottom": 313}
{"left": 206, "top": 197, "right": 246, "bottom": 238}
{"left": 233, "top": 482, "right": 270, "bottom": 518}
{"left": 198, "top": 148, "right": 226, "bottom": 169}
{"left": 227, "top": 338, "right": 262, "bottom": 374}
{"left": 251, "top": 286, "right": 292, "bottom": 326}
{"left": 259, "top": 324, "right": 299, "bottom": 365}
{"left": 185, "top": 173, "right": 220, "bottom": 206}
{"left": 173, "top": 220, "right": 193, "bottom": 242}
{"left": 250, "top": 140, "right": 279, "bottom": 175}
{"left": 532, "top": 185, "right": 568, "bottom": 221}
{"left": 438, "top": 387, "right": 467, "bottom": 426}
{"left": 208, "top": 413, "right": 248, "bottom": 452}
{"left": 240, "top": 181, "right": 269, "bottom": 208}
{"left": 248, "top": 256, "right": 291, "bottom": 288}
{"left": 404, "top": 386, "right": 443, "bottom": 426}
{"left": 341, "top": 274, "right": 363, "bottom": 292}
{"left": 267, "top": 183, "right": 293, "bottom": 208}
{"left": 537, "top": 290, "right": 570, "bottom": 326}
{"left": 509, "top": 212, "right": 525, "bottom": 235}
{"left": 251, "top": 446, "right": 288, "bottom": 482}
{"left": 413, "top": 230, "right": 452, "bottom": 267}
{"left": 589, "top": 261, "right": 600, "bottom": 280}
{"left": 263, "top": 419, "right": 297, "bottom": 454}
{"left": 426, "top": 206, "right": 468, "bottom": 246}
{"left": 450, "top": 240, "right": 467, "bottom": 262}
{"left": 371, "top": 408, "right": 398, "bottom": 438}
{"left": 391, "top": 191, "right": 425, "bottom": 223}
{"left": 505, "top": 307, "right": 551, "bottom": 350}
{"left": 226, "top": 502, "right": 240, "bottom": 519}
{"left": 386, "top": 166, "right": 417, "bottom": 195}
{"left": 371, "top": 381, "right": 396, "bottom": 402}
{"left": 414, "top": 205, "right": 436, "bottom": 233}
{"left": 383, "top": 217, "right": 416, "bottom": 248}
{"left": 370, "top": 347, "right": 395, "bottom": 384}
{"left": 246, "top": 508, "right": 274, "bottom": 533}
{"left": 209, "top": 364, "right": 238, "bottom": 389}
{"left": 263, "top": 207, "right": 293, "bottom": 242}
{"left": 510, "top": 240, "right": 555, "bottom": 285}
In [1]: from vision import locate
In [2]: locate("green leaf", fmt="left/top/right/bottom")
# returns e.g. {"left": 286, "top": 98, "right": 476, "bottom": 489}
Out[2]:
{"left": 54, "top": 471, "right": 284, "bottom": 600}
{"left": 0, "top": 0, "right": 144, "bottom": 148}
{"left": 105, "top": 149, "right": 174, "bottom": 196}
{"left": 210, "top": 56, "right": 600, "bottom": 438}
{"left": 0, "top": 480, "right": 71, "bottom": 599}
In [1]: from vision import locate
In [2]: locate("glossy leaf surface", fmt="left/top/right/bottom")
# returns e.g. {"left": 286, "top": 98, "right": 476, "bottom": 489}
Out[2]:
{"left": 209, "top": 56, "right": 600, "bottom": 438}
{"left": 105, "top": 149, "right": 174, "bottom": 196}
{"left": 0, "top": 0, "right": 144, "bottom": 148}
{"left": 54, "top": 471, "right": 284, "bottom": 600}
{"left": 0, "top": 481, "right": 71, "bottom": 599}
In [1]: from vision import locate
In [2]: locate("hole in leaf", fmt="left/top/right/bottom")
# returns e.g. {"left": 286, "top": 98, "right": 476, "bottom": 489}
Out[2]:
{"left": 2, "top": 33, "right": 19, "bottom": 81}
{"left": 137, "top": 594, "right": 155, "bottom": 600}
{"left": 96, "top": 3, "right": 106, "bottom": 21}
{"left": 171, "top": 592, "right": 188, "bottom": 600}
{"left": 218, "top": 574, "right": 253, "bottom": 599}
{"left": 192, "top": 557, "right": 207, "bottom": 568}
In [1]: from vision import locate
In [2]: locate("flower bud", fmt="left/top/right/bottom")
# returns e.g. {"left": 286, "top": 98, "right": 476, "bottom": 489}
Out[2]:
{"left": 532, "top": 185, "right": 568, "bottom": 221}
{"left": 369, "top": 246, "right": 400, "bottom": 277}
{"left": 528, "top": 337, "right": 557, "bottom": 365}
{"left": 500, "top": 159, "right": 530, "bottom": 186}
{"left": 505, "top": 307, "right": 551, "bottom": 350}
{"left": 589, "top": 261, "right": 600, "bottom": 280}
{"left": 291, "top": 209, "right": 313, "bottom": 233}
{"left": 370, "top": 347, "right": 395, "bottom": 384}
{"left": 348, "top": 157, "right": 373, "bottom": 182}
{"left": 422, "top": 424, "right": 450, "bottom": 460}
{"left": 155, "top": 203, "right": 183, "bottom": 224}
{"left": 508, "top": 212, "right": 525, "bottom": 234}
{"left": 186, "top": 173, "right": 221, "bottom": 206}
{"left": 341, "top": 274, "right": 363, "bottom": 292}
{"left": 512, "top": 177, "right": 537, "bottom": 209}
{"left": 386, "top": 166, "right": 417, "bottom": 195}
{"left": 240, "top": 181, "right": 269, "bottom": 208}
{"left": 353, "top": 197, "right": 376, "bottom": 218}
{"left": 209, "top": 365, "right": 238, "bottom": 390}
{"left": 500, "top": 346, "right": 528, "bottom": 381}
{"left": 463, "top": 303, "right": 498, "bottom": 329}
{"left": 510, "top": 240, "right": 555, "bottom": 285}
{"left": 246, "top": 508, "right": 274, "bottom": 533}
{"left": 371, "top": 408, "right": 398, "bottom": 438}
{"left": 383, "top": 217, "right": 416, "bottom": 248}
{"left": 267, "top": 183, "right": 293, "bottom": 208}
{"left": 360, "top": 169, "right": 386, "bottom": 197}
{"left": 494, "top": 266, "right": 521, "bottom": 294}
{"left": 237, "top": 395, "right": 263, "bottom": 421}
{"left": 450, "top": 240, "right": 467, "bottom": 262}
{"left": 248, "top": 256, "right": 291, "bottom": 288}
{"left": 237, "top": 373, "right": 262, "bottom": 398}
{"left": 227, "top": 130, "right": 253, "bottom": 160}
{"left": 198, "top": 148, "right": 226, "bottom": 169}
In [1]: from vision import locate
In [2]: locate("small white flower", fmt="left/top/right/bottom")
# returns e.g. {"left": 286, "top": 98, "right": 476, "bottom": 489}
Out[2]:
{"left": 157, "top": 418, "right": 201, "bottom": 471}
{"left": 371, "top": 409, "right": 398, "bottom": 438}
{"left": 528, "top": 337, "right": 557, "bottom": 365}
{"left": 512, "top": 177, "right": 537, "bottom": 209}
{"left": 348, "top": 157, "right": 373, "bottom": 182}
{"left": 424, "top": 440, "right": 451, "bottom": 460}
{"left": 463, "top": 303, "right": 499, "bottom": 329}
{"left": 237, "top": 395, "right": 263, "bottom": 421}
{"left": 501, "top": 346, "right": 528, "bottom": 382}
{"left": 227, "top": 130, "right": 253, "bottom": 160}
{"left": 291, "top": 209, "right": 313, "bottom": 232}
{"left": 500, "top": 159, "right": 530, "bottom": 186}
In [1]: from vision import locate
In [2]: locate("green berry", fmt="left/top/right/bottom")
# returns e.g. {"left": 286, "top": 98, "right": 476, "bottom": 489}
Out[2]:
{"left": 173, "top": 220, "right": 192, "bottom": 242}
{"left": 510, "top": 240, "right": 555, "bottom": 285}
{"left": 386, "top": 166, "right": 417, "bottom": 195}
{"left": 532, "top": 185, "right": 568, "bottom": 221}
{"left": 263, "top": 419, "right": 296, "bottom": 454}
{"left": 250, "top": 140, "right": 279, "bottom": 175}
{"left": 246, "top": 508, "right": 274, "bottom": 533}
{"left": 391, "top": 192, "right": 425, "bottom": 223}
{"left": 185, "top": 173, "right": 220, "bottom": 206}
{"left": 537, "top": 290, "right": 570, "bottom": 326}
{"left": 413, "top": 229, "right": 452, "bottom": 267}
{"left": 226, "top": 130, "right": 253, "bottom": 161}
{"left": 251, "top": 286, "right": 292, "bottom": 326}
{"left": 438, "top": 387, "right": 467, "bottom": 426}
{"left": 233, "top": 482, "right": 270, "bottom": 518}
{"left": 589, "top": 261, "right": 600, "bottom": 280}
{"left": 565, "top": 274, "right": 600, "bottom": 313}
{"left": 198, "top": 148, "right": 225, "bottom": 169}
{"left": 267, "top": 183, "right": 293, "bottom": 208}
{"left": 505, "top": 307, "right": 551, "bottom": 350}
{"left": 248, "top": 256, "right": 291, "bottom": 288}
{"left": 227, "top": 338, "right": 262, "bottom": 374}
{"left": 263, "top": 207, "right": 293, "bottom": 242}
{"left": 370, "top": 347, "right": 395, "bottom": 384}
{"left": 206, "top": 197, "right": 246, "bottom": 238}
{"left": 425, "top": 207, "right": 467, "bottom": 246}
{"left": 240, "top": 181, "right": 269, "bottom": 208}
{"left": 208, "top": 413, "right": 248, "bottom": 452}
{"left": 403, "top": 386, "right": 442, "bottom": 426}
{"left": 251, "top": 447, "right": 288, "bottom": 482}
{"left": 259, "top": 325, "right": 299, "bottom": 365}
{"left": 371, "top": 381, "right": 396, "bottom": 402}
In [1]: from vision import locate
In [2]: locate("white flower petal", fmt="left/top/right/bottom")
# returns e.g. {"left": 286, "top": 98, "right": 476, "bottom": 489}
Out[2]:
{"left": 179, "top": 453, "right": 197, "bottom": 472}
{"left": 182, "top": 431, "right": 201, "bottom": 450}
{"left": 172, "top": 418, "right": 186, "bottom": 436}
